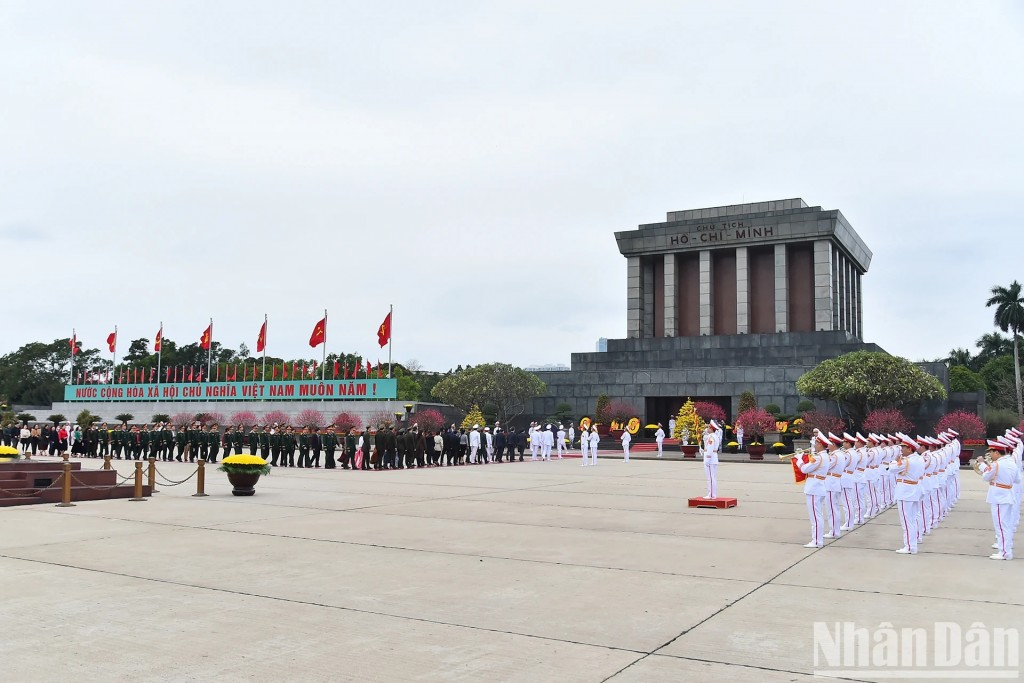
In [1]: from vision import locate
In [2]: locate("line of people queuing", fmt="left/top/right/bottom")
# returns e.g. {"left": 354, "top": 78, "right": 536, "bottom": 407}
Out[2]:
{"left": 2, "top": 420, "right": 596, "bottom": 469}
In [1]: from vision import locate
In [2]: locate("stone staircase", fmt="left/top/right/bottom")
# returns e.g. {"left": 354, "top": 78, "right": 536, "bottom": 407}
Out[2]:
{"left": 0, "top": 461, "right": 150, "bottom": 507}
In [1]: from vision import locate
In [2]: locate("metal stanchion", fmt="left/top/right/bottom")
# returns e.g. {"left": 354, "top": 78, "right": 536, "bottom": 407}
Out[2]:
{"left": 62, "top": 452, "right": 69, "bottom": 463}
{"left": 129, "top": 461, "right": 146, "bottom": 501}
{"left": 192, "top": 459, "right": 208, "bottom": 497}
{"left": 55, "top": 461, "right": 75, "bottom": 508}
{"left": 148, "top": 457, "right": 158, "bottom": 493}
{"left": 103, "top": 455, "right": 112, "bottom": 471}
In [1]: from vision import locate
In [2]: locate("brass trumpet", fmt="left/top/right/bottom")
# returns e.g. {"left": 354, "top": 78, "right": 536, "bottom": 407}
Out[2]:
{"left": 779, "top": 448, "right": 809, "bottom": 461}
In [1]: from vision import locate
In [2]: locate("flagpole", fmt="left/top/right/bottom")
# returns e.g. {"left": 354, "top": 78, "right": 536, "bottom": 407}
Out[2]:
{"left": 261, "top": 313, "right": 267, "bottom": 380}
{"left": 388, "top": 304, "right": 393, "bottom": 379}
{"left": 206, "top": 318, "right": 213, "bottom": 382}
{"left": 156, "top": 322, "right": 163, "bottom": 402}
{"left": 112, "top": 325, "right": 117, "bottom": 385}
{"left": 70, "top": 328, "right": 75, "bottom": 385}
{"left": 322, "top": 309, "right": 328, "bottom": 381}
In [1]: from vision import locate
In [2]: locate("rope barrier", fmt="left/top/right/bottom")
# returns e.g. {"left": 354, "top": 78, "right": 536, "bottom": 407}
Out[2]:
{"left": 68, "top": 473, "right": 125, "bottom": 492}
{"left": 154, "top": 466, "right": 199, "bottom": 487}
{"left": 0, "top": 473, "right": 66, "bottom": 498}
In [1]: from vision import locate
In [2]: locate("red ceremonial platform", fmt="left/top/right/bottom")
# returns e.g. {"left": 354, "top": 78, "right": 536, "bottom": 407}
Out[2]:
{"left": 687, "top": 496, "right": 738, "bottom": 509}
{"left": 0, "top": 461, "right": 150, "bottom": 507}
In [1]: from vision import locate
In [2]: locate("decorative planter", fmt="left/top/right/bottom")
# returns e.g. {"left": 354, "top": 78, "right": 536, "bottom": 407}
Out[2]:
{"left": 680, "top": 444, "right": 699, "bottom": 458}
{"left": 747, "top": 445, "right": 766, "bottom": 460}
{"left": 596, "top": 424, "right": 610, "bottom": 436}
{"left": 958, "top": 448, "right": 974, "bottom": 467}
{"left": 226, "top": 471, "right": 261, "bottom": 496}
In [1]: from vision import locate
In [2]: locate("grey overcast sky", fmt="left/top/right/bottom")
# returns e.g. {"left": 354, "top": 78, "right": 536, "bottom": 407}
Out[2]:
{"left": 1, "top": 1, "right": 1022, "bottom": 370}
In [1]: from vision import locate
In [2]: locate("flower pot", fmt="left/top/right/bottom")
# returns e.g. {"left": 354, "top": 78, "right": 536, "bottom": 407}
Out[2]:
{"left": 226, "top": 471, "right": 261, "bottom": 496}
{"left": 680, "top": 444, "right": 699, "bottom": 458}
{"left": 958, "top": 448, "right": 974, "bottom": 467}
{"left": 747, "top": 445, "right": 766, "bottom": 460}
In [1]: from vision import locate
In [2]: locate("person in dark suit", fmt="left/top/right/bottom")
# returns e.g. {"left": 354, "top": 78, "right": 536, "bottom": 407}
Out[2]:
{"left": 360, "top": 427, "right": 372, "bottom": 470}
{"left": 343, "top": 428, "right": 357, "bottom": 469}
{"left": 310, "top": 427, "right": 323, "bottom": 468}
{"left": 322, "top": 426, "right": 338, "bottom": 469}
{"left": 297, "top": 427, "right": 310, "bottom": 468}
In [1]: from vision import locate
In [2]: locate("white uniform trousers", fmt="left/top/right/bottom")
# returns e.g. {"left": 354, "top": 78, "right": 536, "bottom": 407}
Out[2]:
{"left": 580, "top": 440, "right": 590, "bottom": 466}
{"left": 824, "top": 490, "right": 843, "bottom": 536}
{"left": 992, "top": 502, "right": 1014, "bottom": 559}
{"left": 622, "top": 444, "right": 630, "bottom": 462}
{"left": 469, "top": 446, "right": 479, "bottom": 464}
{"left": 704, "top": 459, "right": 718, "bottom": 498}
{"left": 556, "top": 441, "right": 566, "bottom": 458}
{"left": 806, "top": 494, "right": 825, "bottom": 546}
{"left": 841, "top": 484, "right": 857, "bottom": 529}
{"left": 656, "top": 439, "right": 663, "bottom": 458}
{"left": 896, "top": 499, "right": 920, "bottom": 553}
{"left": 855, "top": 481, "right": 870, "bottom": 522}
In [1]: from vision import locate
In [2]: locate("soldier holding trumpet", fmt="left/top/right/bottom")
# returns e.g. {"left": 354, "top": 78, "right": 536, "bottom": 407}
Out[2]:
{"left": 973, "top": 437, "right": 1021, "bottom": 560}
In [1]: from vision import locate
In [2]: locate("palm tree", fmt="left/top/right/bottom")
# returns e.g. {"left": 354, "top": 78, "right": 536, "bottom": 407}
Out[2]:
{"left": 945, "top": 347, "right": 975, "bottom": 369}
{"left": 986, "top": 282, "right": 1024, "bottom": 416}
{"left": 975, "top": 331, "right": 1013, "bottom": 363}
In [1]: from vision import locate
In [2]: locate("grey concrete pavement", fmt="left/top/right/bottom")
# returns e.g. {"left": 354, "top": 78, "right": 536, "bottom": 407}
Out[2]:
{"left": 2, "top": 455, "right": 1022, "bottom": 682}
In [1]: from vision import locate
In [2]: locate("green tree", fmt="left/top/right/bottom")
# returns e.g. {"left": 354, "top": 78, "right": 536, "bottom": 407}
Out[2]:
{"left": 976, "top": 332, "right": 1013, "bottom": 366}
{"left": 47, "top": 414, "right": 66, "bottom": 425}
{"left": 461, "top": 404, "right": 486, "bottom": 430}
{"left": 738, "top": 390, "right": 757, "bottom": 414}
{"left": 0, "top": 339, "right": 109, "bottom": 405}
{"left": 115, "top": 413, "right": 135, "bottom": 424}
{"left": 980, "top": 356, "right": 1016, "bottom": 410}
{"left": 796, "top": 351, "right": 946, "bottom": 425}
{"left": 431, "top": 363, "right": 546, "bottom": 424}
{"left": 595, "top": 394, "right": 611, "bottom": 422}
{"left": 945, "top": 347, "right": 976, "bottom": 370}
{"left": 949, "top": 365, "right": 986, "bottom": 394}
{"left": 152, "top": 413, "right": 171, "bottom": 423}
{"left": 76, "top": 409, "right": 99, "bottom": 428}
{"left": 986, "top": 281, "right": 1024, "bottom": 415}
{"left": 16, "top": 412, "right": 36, "bottom": 423}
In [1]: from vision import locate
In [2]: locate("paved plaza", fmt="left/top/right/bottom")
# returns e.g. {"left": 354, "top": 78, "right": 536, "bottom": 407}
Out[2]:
{"left": 2, "top": 455, "right": 1022, "bottom": 682}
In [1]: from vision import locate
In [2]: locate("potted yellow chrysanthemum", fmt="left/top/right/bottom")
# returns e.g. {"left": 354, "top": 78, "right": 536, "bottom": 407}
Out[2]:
{"left": 0, "top": 445, "right": 21, "bottom": 462}
{"left": 218, "top": 454, "right": 270, "bottom": 496}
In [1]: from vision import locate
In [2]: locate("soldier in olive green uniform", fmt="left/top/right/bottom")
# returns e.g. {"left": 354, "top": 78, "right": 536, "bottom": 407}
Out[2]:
{"left": 175, "top": 426, "right": 188, "bottom": 462}
{"left": 343, "top": 429, "right": 357, "bottom": 469}
{"left": 269, "top": 427, "right": 282, "bottom": 466}
{"left": 222, "top": 427, "right": 235, "bottom": 459}
{"left": 257, "top": 425, "right": 270, "bottom": 460}
{"left": 99, "top": 423, "right": 110, "bottom": 457}
{"left": 323, "top": 426, "right": 338, "bottom": 469}
{"left": 207, "top": 424, "right": 221, "bottom": 463}
{"left": 163, "top": 426, "right": 175, "bottom": 461}
{"left": 282, "top": 426, "right": 296, "bottom": 467}
{"left": 297, "top": 427, "right": 311, "bottom": 468}
{"left": 247, "top": 426, "right": 258, "bottom": 456}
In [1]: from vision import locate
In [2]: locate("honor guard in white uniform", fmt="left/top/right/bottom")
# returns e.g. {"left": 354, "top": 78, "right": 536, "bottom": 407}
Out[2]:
{"left": 469, "top": 425, "right": 481, "bottom": 464}
{"left": 580, "top": 423, "right": 591, "bottom": 466}
{"left": 556, "top": 425, "right": 567, "bottom": 459}
{"left": 888, "top": 433, "right": 926, "bottom": 554}
{"left": 529, "top": 423, "right": 539, "bottom": 460}
{"left": 973, "top": 439, "right": 1021, "bottom": 560}
{"left": 800, "top": 433, "right": 832, "bottom": 547}
{"left": 822, "top": 433, "right": 846, "bottom": 538}
{"left": 620, "top": 428, "right": 631, "bottom": 462}
{"left": 655, "top": 423, "right": 665, "bottom": 458}
{"left": 701, "top": 421, "right": 721, "bottom": 498}
{"left": 837, "top": 433, "right": 859, "bottom": 530}
{"left": 587, "top": 426, "right": 600, "bottom": 466}
{"left": 542, "top": 425, "right": 554, "bottom": 461}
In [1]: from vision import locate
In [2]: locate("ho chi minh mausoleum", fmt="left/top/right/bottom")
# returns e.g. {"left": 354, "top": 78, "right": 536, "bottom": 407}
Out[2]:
{"left": 530, "top": 198, "right": 956, "bottom": 425}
